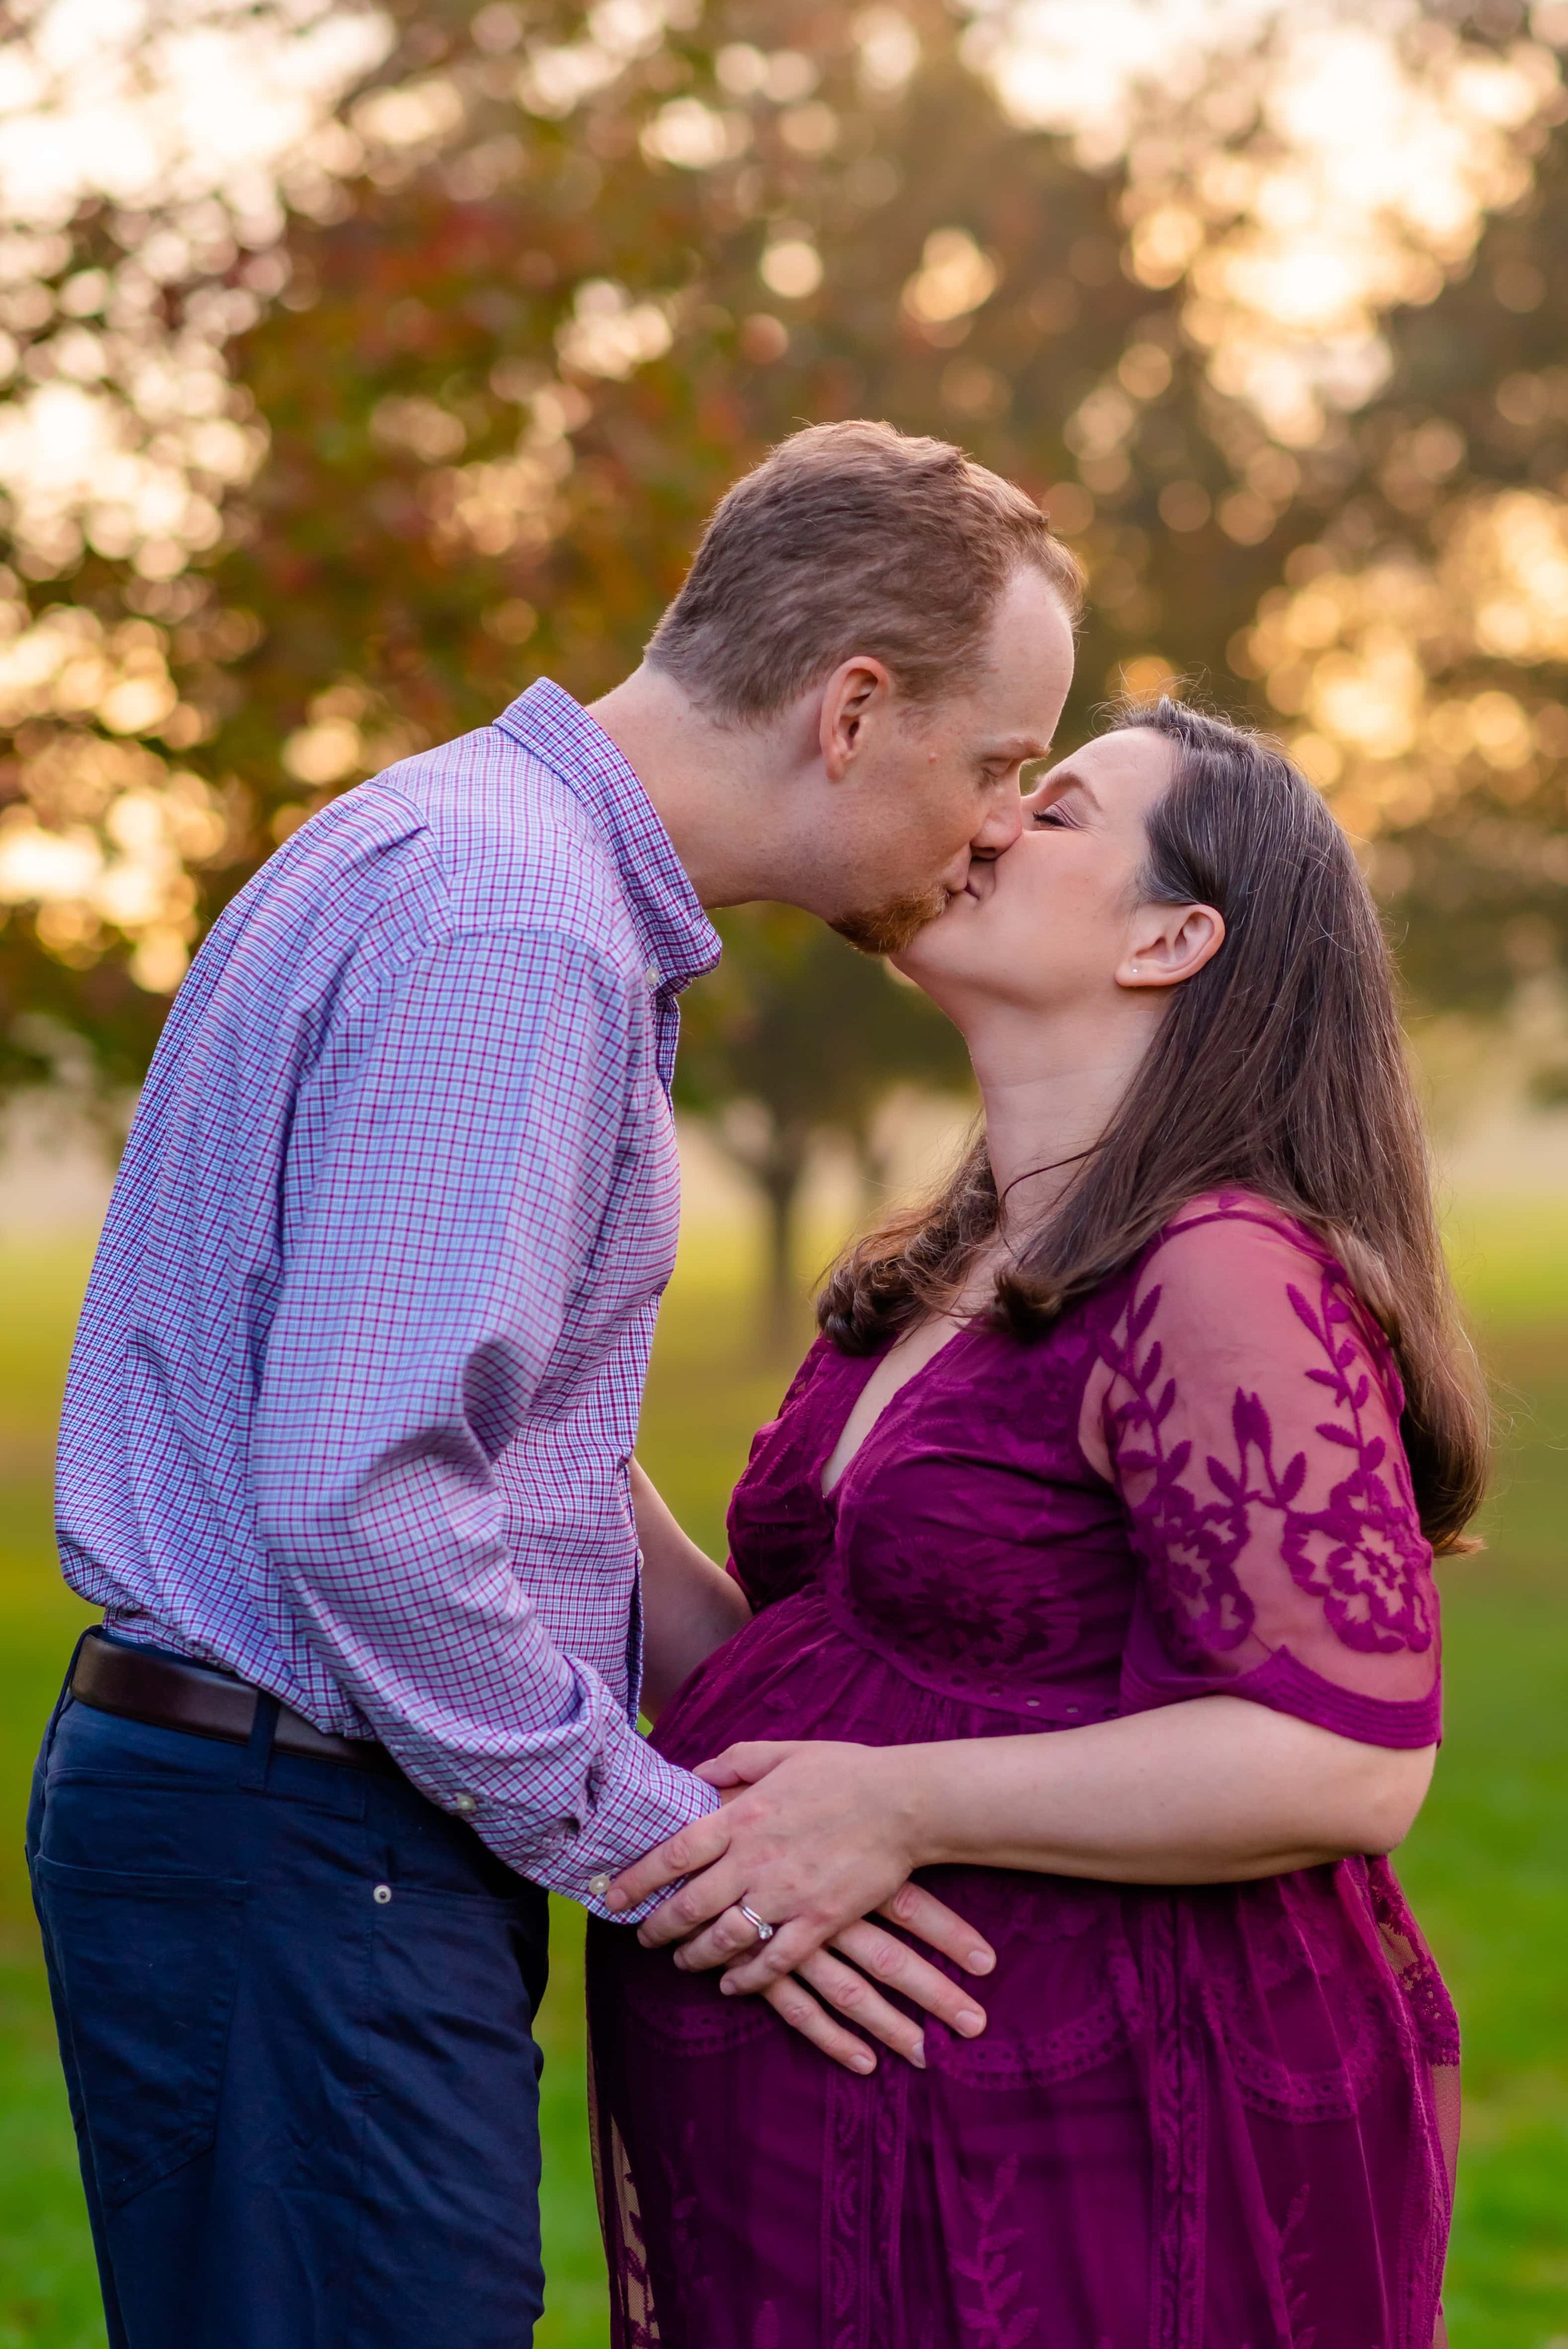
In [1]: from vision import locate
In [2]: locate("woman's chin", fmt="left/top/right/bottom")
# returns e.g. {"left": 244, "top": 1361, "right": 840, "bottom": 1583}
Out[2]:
{"left": 891, "top": 908, "right": 995, "bottom": 1004}
{"left": 888, "top": 933, "right": 942, "bottom": 987}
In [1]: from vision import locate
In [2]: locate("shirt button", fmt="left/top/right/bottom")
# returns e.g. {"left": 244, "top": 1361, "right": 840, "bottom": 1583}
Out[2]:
{"left": 452, "top": 1791, "right": 477, "bottom": 1816}
{"left": 587, "top": 1872, "right": 612, "bottom": 1899}
{"left": 645, "top": 964, "right": 660, "bottom": 989}
{"left": 373, "top": 1883, "right": 393, "bottom": 1905}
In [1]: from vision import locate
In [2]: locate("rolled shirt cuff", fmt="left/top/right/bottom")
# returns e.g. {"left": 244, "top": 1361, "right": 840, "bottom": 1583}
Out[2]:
{"left": 437, "top": 1714, "right": 724, "bottom": 1921}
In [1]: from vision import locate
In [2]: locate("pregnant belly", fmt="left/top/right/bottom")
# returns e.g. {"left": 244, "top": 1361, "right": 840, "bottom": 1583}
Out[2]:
{"left": 635, "top": 1591, "right": 1455, "bottom": 2117}
{"left": 651, "top": 1583, "right": 1119, "bottom": 1772}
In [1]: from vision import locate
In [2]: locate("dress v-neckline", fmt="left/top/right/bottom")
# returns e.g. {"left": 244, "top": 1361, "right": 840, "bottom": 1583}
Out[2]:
{"left": 818, "top": 1318, "right": 977, "bottom": 1502}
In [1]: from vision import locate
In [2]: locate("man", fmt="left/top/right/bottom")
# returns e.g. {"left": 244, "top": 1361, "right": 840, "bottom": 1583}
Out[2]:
{"left": 28, "top": 420, "right": 1079, "bottom": 2347}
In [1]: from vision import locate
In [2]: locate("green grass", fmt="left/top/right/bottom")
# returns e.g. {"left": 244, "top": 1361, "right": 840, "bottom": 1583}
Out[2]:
{"left": 2, "top": 1206, "right": 1567, "bottom": 2346}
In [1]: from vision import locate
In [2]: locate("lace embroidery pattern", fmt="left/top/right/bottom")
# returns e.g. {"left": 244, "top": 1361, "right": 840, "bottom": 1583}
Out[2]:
{"left": 1278, "top": 2185, "right": 1317, "bottom": 2349}
{"left": 822, "top": 2059, "right": 909, "bottom": 2348}
{"left": 1202, "top": 1962, "right": 1399, "bottom": 2122}
{"left": 1144, "top": 1901, "right": 1208, "bottom": 2349}
{"left": 1369, "top": 1859, "right": 1461, "bottom": 2070}
{"left": 600, "top": 2111, "right": 661, "bottom": 2348}
{"left": 936, "top": 1983, "right": 1128, "bottom": 2091}
{"left": 952, "top": 2155, "right": 1040, "bottom": 2348}
{"left": 1105, "top": 1259, "right": 1434, "bottom": 1663}
{"left": 1279, "top": 1273, "right": 1434, "bottom": 1654}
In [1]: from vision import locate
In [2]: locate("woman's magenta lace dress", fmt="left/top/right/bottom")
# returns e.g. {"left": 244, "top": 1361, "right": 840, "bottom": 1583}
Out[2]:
{"left": 587, "top": 1194, "right": 1458, "bottom": 2348}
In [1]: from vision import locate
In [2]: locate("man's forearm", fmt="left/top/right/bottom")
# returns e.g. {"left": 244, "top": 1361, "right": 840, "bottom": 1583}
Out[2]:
{"left": 263, "top": 1495, "right": 721, "bottom": 1907}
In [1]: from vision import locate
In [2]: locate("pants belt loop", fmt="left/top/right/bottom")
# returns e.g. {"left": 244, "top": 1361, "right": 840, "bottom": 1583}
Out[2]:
{"left": 51, "top": 1623, "right": 98, "bottom": 1746}
{"left": 239, "top": 1692, "right": 280, "bottom": 1791}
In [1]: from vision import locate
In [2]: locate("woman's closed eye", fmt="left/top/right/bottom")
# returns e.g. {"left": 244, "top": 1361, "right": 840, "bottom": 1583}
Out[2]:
{"left": 1031, "top": 805, "right": 1074, "bottom": 829}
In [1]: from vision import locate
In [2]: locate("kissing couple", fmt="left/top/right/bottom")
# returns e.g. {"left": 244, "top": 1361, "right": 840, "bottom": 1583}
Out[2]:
{"left": 32, "top": 422, "right": 1476, "bottom": 2349}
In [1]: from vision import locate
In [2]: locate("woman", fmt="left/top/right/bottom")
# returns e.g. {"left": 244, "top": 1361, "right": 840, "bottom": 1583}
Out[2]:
{"left": 587, "top": 700, "right": 1483, "bottom": 2348}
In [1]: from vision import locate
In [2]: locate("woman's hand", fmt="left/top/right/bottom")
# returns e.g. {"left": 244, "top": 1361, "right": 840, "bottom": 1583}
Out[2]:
{"left": 605, "top": 1739, "right": 995, "bottom": 2010}
{"left": 603, "top": 1700, "right": 1438, "bottom": 2077}
{"left": 610, "top": 1739, "right": 918, "bottom": 1971}
{"left": 607, "top": 1704, "right": 1438, "bottom": 1991}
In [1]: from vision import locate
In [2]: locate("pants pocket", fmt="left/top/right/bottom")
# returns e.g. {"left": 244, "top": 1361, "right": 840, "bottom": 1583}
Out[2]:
{"left": 31, "top": 1853, "right": 248, "bottom": 2207}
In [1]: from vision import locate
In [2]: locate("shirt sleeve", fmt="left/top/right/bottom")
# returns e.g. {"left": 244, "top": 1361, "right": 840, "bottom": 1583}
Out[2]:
{"left": 1088, "top": 1204, "right": 1442, "bottom": 1749}
{"left": 252, "top": 923, "right": 718, "bottom": 1908}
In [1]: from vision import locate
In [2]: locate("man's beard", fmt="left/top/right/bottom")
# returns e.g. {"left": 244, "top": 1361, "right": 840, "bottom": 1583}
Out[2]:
{"left": 829, "top": 882, "right": 950, "bottom": 958}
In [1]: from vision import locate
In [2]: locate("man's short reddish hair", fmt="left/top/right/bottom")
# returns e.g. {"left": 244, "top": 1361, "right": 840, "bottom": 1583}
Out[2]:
{"left": 645, "top": 420, "right": 1083, "bottom": 720}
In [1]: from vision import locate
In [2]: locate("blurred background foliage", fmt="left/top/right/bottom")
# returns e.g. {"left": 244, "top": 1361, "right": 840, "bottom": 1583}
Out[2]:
{"left": 6, "top": 0, "right": 1568, "bottom": 1283}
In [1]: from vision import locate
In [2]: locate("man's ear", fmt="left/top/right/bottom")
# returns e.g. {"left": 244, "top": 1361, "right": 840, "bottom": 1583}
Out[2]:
{"left": 818, "top": 655, "right": 893, "bottom": 782}
{"left": 1115, "top": 901, "right": 1226, "bottom": 990}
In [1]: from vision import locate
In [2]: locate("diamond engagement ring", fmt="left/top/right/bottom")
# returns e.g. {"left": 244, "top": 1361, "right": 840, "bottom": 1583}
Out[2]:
{"left": 738, "top": 1902, "right": 776, "bottom": 1944}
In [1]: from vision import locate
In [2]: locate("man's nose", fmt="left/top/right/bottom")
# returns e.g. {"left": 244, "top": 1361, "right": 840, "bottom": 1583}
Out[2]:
{"left": 972, "top": 792, "right": 1025, "bottom": 855}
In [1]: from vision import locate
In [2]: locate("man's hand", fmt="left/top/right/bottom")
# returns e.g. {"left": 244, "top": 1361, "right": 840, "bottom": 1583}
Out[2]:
{"left": 603, "top": 1740, "right": 995, "bottom": 2067}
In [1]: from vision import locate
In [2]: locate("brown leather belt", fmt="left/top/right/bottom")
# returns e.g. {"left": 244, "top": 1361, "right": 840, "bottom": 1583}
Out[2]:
{"left": 72, "top": 1630, "right": 395, "bottom": 1773}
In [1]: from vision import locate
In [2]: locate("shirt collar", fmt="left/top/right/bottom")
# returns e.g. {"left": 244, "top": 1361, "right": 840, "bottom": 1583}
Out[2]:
{"left": 494, "top": 677, "right": 721, "bottom": 992}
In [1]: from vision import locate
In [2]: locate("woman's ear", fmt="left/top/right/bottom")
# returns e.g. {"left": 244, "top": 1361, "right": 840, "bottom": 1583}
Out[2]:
{"left": 1116, "top": 901, "right": 1225, "bottom": 990}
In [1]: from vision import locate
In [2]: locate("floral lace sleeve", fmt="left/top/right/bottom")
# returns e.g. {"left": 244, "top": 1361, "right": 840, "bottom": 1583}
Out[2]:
{"left": 1084, "top": 1199, "right": 1441, "bottom": 1749}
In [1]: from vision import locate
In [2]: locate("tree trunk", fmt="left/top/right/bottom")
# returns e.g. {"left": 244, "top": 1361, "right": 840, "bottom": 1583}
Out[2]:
{"left": 851, "top": 1123, "right": 893, "bottom": 1219}
{"left": 751, "top": 1119, "right": 812, "bottom": 1355}
{"left": 710, "top": 1112, "right": 812, "bottom": 1354}
{"left": 758, "top": 1155, "right": 802, "bottom": 1355}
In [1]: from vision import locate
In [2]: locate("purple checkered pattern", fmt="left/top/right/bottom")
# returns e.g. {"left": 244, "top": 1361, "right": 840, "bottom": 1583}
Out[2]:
{"left": 57, "top": 679, "right": 723, "bottom": 1906}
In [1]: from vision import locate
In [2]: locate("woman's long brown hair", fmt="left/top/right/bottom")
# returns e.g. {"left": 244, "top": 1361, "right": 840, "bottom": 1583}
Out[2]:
{"left": 820, "top": 697, "right": 1489, "bottom": 1553}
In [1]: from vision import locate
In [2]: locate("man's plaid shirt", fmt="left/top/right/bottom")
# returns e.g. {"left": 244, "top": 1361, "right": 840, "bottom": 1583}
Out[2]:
{"left": 57, "top": 679, "right": 723, "bottom": 1905}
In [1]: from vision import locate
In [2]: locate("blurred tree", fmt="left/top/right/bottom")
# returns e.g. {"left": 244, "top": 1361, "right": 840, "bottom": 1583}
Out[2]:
{"left": 0, "top": 0, "right": 386, "bottom": 1098}
{"left": 4, "top": 0, "right": 1567, "bottom": 1275}
{"left": 1222, "top": 65, "right": 1568, "bottom": 1032}
{"left": 6, "top": 0, "right": 1188, "bottom": 1286}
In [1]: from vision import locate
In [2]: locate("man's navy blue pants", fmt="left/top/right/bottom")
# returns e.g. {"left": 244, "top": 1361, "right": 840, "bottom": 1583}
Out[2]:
{"left": 26, "top": 1646, "right": 550, "bottom": 2349}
